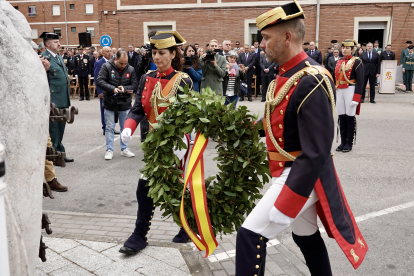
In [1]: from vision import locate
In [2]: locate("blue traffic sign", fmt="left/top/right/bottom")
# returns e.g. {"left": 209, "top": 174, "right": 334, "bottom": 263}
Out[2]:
{"left": 100, "top": 35, "right": 112, "bottom": 47}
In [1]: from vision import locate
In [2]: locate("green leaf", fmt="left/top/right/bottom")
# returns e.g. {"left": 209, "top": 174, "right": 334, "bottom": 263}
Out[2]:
{"left": 158, "top": 102, "right": 170, "bottom": 107}
{"left": 233, "top": 140, "right": 240, "bottom": 148}
{"left": 235, "top": 186, "right": 243, "bottom": 192}
{"left": 200, "top": 118, "right": 210, "bottom": 123}
{"left": 224, "top": 191, "right": 236, "bottom": 197}
{"left": 243, "top": 160, "right": 250, "bottom": 169}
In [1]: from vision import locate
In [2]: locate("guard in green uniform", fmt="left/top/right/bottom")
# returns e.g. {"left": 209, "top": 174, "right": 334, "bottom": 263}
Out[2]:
{"left": 402, "top": 45, "right": 414, "bottom": 92}
{"left": 373, "top": 40, "right": 382, "bottom": 54}
{"left": 40, "top": 32, "right": 73, "bottom": 162}
{"left": 400, "top": 41, "right": 412, "bottom": 83}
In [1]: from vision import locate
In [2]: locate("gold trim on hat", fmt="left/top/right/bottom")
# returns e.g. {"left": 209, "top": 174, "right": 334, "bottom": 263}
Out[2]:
{"left": 150, "top": 35, "right": 177, "bottom": 49}
{"left": 151, "top": 31, "right": 186, "bottom": 49}
{"left": 256, "top": 0, "right": 304, "bottom": 31}
{"left": 342, "top": 39, "right": 358, "bottom": 47}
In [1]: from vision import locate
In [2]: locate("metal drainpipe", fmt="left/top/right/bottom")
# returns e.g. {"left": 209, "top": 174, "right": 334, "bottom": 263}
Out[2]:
{"left": 316, "top": 0, "right": 320, "bottom": 47}
{"left": 0, "top": 143, "right": 10, "bottom": 276}
{"left": 64, "top": 0, "right": 68, "bottom": 46}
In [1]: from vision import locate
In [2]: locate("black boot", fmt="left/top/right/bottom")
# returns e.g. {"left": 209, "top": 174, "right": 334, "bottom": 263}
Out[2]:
{"left": 172, "top": 227, "right": 190, "bottom": 243}
{"left": 235, "top": 227, "right": 269, "bottom": 276}
{"left": 121, "top": 179, "right": 155, "bottom": 254}
{"left": 292, "top": 230, "right": 332, "bottom": 276}
{"left": 342, "top": 115, "right": 355, "bottom": 153}
{"left": 336, "top": 114, "right": 347, "bottom": 151}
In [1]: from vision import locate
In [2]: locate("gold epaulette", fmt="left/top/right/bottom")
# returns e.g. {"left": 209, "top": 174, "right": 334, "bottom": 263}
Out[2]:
{"left": 146, "top": 69, "right": 156, "bottom": 74}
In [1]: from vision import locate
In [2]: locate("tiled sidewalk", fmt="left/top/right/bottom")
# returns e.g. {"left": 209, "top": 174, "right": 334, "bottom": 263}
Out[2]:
{"left": 41, "top": 210, "right": 309, "bottom": 276}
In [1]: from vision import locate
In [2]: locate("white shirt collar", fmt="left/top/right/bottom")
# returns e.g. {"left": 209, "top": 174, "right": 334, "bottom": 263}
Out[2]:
{"left": 47, "top": 49, "right": 57, "bottom": 58}
{"left": 103, "top": 57, "right": 109, "bottom": 62}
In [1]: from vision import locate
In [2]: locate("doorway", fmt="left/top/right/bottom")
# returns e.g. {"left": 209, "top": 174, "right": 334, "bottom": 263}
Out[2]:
{"left": 358, "top": 29, "right": 384, "bottom": 48}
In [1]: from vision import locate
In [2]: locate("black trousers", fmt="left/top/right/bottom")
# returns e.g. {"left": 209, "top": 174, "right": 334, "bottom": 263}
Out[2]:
{"left": 362, "top": 75, "right": 376, "bottom": 101}
{"left": 255, "top": 71, "right": 262, "bottom": 94}
{"left": 140, "top": 116, "right": 149, "bottom": 142}
{"left": 78, "top": 77, "right": 89, "bottom": 98}
{"left": 261, "top": 75, "right": 274, "bottom": 100}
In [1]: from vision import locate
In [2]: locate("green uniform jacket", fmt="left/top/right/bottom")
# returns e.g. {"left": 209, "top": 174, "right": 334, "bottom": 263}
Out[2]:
{"left": 200, "top": 53, "right": 227, "bottom": 95}
{"left": 373, "top": 47, "right": 382, "bottom": 54}
{"left": 400, "top": 48, "right": 409, "bottom": 66}
{"left": 42, "top": 50, "right": 71, "bottom": 108}
{"left": 402, "top": 52, "right": 414, "bottom": 70}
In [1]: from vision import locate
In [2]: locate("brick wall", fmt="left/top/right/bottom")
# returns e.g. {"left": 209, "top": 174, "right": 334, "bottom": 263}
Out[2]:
{"left": 8, "top": 0, "right": 414, "bottom": 62}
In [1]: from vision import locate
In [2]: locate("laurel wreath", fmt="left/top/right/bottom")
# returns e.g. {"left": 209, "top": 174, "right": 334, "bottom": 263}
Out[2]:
{"left": 140, "top": 86, "right": 270, "bottom": 235}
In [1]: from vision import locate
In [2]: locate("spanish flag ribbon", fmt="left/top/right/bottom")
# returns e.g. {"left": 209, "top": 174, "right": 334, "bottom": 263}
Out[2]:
{"left": 179, "top": 133, "right": 218, "bottom": 257}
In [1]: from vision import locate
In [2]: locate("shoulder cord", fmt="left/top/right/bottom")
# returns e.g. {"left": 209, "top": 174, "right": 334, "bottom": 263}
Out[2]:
{"left": 340, "top": 58, "right": 357, "bottom": 85}
{"left": 151, "top": 73, "right": 184, "bottom": 118}
{"left": 265, "top": 62, "right": 336, "bottom": 162}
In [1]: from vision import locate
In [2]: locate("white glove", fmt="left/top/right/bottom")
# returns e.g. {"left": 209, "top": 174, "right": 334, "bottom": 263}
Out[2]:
{"left": 269, "top": 206, "right": 294, "bottom": 226}
{"left": 121, "top": 128, "right": 132, "bottom": 144}
{"left": 350, "top": 101, "right": 359, "bottom": 107}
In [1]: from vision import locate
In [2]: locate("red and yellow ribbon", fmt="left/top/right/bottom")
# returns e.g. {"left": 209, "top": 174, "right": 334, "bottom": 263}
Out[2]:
{"left": 179, "top": 133, "right": 218, "bottom": 257}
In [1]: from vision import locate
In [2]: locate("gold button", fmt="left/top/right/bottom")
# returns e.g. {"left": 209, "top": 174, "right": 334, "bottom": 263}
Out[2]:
{"left": 148, "top": 226, "right": 151, "bottom": 228}
{"left": 294, "top": 82, "right": 298, "bottom": 86}
{"left": 279, "top": 138, "right": 283, "bottom": 142}
{"left": 257, "top": 245, "right": 260, "bottom": 249}
{"left": 280, "top": 110, "right": 284, "bottom": 115}
{"left": 279, "top": 162, "right": 283, "bottom": 167}
{"left": 146, "top": 78, "right": 149, "bottom": 82}
{"left": 286, "top": 95, "right": 289, "bottom": 100}
{"left": 151, "top": 216, "right": 153, "bottom": 218}
{"left": 309, "top": 196, "right": 312, "bottom": 198}
{"left": 153, "top": 205, "right": 155, "bottom": 207}
{"left": 255, "top": 265, "right": 259, "bottom": 269}
{"left": 142, "top": 95, "right": 145, "bottom": 99}
{"left": 149, "top": 220, "right": 151, "bottom": 223}
{"left": 279, "top": 124, "right": 283, "bottom": 129}
{"left": 144, "top": 87, "right": 147, "bottom": 90}
{"left": 257, "top": 254, "right": 260, "bottom": 259}
{"left": 145, "top": 113, "right": 147, "bottom": 116}
{"left": 152, "top": 210, "right": 154, "bottom": 213}
{"left": 142, "top": 104, "right": 145, "bottom": 108}
{"left": 259, "top": 237, "right": 263, "bottom": 241}
{"left": 254, "top": 275, "right": 258, "bottom": 276}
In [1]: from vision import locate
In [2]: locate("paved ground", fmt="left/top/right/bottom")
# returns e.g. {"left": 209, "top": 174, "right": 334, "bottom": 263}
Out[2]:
{"left": 40, "top": 89, "right": 414, "bottom": 275}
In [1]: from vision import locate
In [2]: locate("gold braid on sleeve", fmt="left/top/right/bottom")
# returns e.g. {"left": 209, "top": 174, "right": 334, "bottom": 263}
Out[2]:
{"left": 265, "top": 61, "right": 336, "bottom": 162}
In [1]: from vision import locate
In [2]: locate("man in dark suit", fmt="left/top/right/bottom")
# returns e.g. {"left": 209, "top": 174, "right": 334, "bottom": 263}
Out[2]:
{"left": 89, "top": 51, "right": 99, "bottom": 78}
{"left": 73, "top": 46, "right": 90, "bottom": 101}
{"left": 360, "top": 42, "right": 381, "bottom": 103}
{"left": 306, "top": 41, "right": 322, "bottom": 64}
{"left": 326, "top": 49, "right": 340, "bottom": 82}
{"left": 259, "top": 52, "right": 277, "bottom": 102}
{"left": 127, "top": 44, "right": 139, "bottom": 66}
{"left": 253, "top": 42, "right": 262, "bottom": 95}
{"left": 237, "top": 44, "right": 256, "bottom": 101}
{"left": 380, "top": 44, "right": 395, "bottom": 61}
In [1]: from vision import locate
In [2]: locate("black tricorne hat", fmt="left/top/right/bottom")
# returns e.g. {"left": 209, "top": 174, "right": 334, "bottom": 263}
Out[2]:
{"left": 331, "top": 40, "right": 338, "bottom": 44}
{"left": 408, "top": 45, "right": 414, "bottom": 49}
{"left": 256, "top": 0, "right": 305, "bottom": 31}
{"left": 39, "top": 32, "right": 59, "bottom": 40}
{"left": 406, "top": 41, "right": 413, "bottom": 44}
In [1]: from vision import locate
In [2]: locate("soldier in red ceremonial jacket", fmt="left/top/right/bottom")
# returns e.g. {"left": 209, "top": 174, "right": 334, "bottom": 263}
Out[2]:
{"left": 118, "top": 31, "right": 193, "bottom": 255}
{"left": 335, "top": 39, "right": 364, "bottom": 153}
{"left": 235, "top": 1, "right": 368, "bottom": 275}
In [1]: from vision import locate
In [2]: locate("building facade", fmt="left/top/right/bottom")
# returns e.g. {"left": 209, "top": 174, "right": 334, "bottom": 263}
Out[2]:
{"left": 8, "top": 0, "right": 414, "bottom": 63}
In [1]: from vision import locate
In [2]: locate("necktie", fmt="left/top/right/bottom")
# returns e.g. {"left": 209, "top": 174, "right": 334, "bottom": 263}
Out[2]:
{"left": 246, "top": 53, "right": 248, "bottom": 61}
{"left": 369, "top": 52, "right": 371, "bottom": 60}
{"left": 311, "top": 50, "right": 314, "bottom": 55}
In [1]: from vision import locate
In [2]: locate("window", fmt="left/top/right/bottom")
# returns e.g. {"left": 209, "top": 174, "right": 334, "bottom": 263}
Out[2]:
{"left": 69, "top": 4, "right": 75, "bottom": 10}
{"left": 52, "top": 5, "right": 60, "bottom": 16}
{"left": 85, "top": 4, "right": 93, "bottom": 14}
{"left": 28, "top": 6, "right": 36, "bottom": 16}
{"left": 13, "top": 6, "right": 18, "bottom": 10}
{"left": 31, "top": 29, "right": 38, "bottom": 39}
{"left": 71, "top": 27, "right": 76, "bottom": 32}
{"left": 53, "top": 28, "right": 62, "bottom": 38}
{"left": 86, "top": 27, "right": 94, "bottom": 38}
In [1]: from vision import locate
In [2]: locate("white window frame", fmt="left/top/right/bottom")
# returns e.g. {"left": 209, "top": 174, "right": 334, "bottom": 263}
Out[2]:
{"left": 244, "top": 19, "right": 256, "bottom": 46}
{"left": 86, "top": 27, "right": 95, "bottom": 38}
{"left": 354, "top": 16, "right": 392, "bottom": 45}
{"left": 53, "top": 27, "right": 62, "bottom": 38}
{"left": 85, "top": 4, "right": 93, "bottom": 15}
{"left": 143, "top": 21, "right": 176, "bottom": 43}
{"left": 31, "top": 28, "right": 38, "bottom": 39}
{"left": 52, "top": 5, "right": 60, "bottom": 16}
{"left": 28, "top": 6, "right": 36, "bottom": 16}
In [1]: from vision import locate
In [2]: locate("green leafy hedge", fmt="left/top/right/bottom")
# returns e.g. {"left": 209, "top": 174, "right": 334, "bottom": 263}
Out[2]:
{"left": 140, "top": 86, "right": 270, "bottom": 236}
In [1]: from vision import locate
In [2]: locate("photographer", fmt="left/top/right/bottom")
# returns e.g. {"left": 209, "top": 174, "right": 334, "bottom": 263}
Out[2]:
{"left": 200, "top": 39, "right": 227, "bottom": 95}
{"left": 183, "top": 45, "right": 202, "bottom": 92}
{"left": 96, "top": 50, "right": 138, "bottom": 160}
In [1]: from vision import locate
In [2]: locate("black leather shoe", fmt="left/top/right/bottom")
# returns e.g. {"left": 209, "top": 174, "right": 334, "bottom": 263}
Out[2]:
{"left": 79, "top": 98, "right": 84, "bottom": 101}
{"left": 370, "top": 100, "right": 376, "bottom": 104}
{"left": 261, "top": 99, "right": 266, "bottom": 102}
{"left": 114, "top": 130, "right": 120, "bottom": 135}
{"left": 172, "top": 228, "right": 190, "bottom": 243}
{"left": 361, "top": 98, "right": 364, "bottom": 103}
{"left": 119, "top": 246, "right": 138, "bottom": 255}
{"left": 248, "top": 98, "right": 253, "bottom": 102}
{"left": 239, "top": 98, "right": 244, "bottom": 102}
{"left": 86, "top": 97, "right": 90, "bottom": 101}
{"left": 103, "top": 130, "right": 105, "bottom": 136}
{"left": 64, "top": 157, "right": 74, "bottom": 162}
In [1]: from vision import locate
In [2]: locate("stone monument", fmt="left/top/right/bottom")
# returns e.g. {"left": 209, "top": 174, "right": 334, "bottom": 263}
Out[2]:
{"left": 0, "top": 0, "right": 50, "bottom": 275}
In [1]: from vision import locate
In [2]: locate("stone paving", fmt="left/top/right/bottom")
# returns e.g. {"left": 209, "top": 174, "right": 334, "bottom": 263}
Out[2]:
{"left": 39, "top": 210, "right": 310, "bottom": 276}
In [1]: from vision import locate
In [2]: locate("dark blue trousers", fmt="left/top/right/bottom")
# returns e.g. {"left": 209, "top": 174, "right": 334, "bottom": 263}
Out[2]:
{"left": 99, "top": 97, "right": 106, "bottom": 131}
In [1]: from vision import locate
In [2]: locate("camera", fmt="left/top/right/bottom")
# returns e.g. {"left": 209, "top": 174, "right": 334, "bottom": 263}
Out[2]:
{"left": 205, "top": 49, "right": 221, "bottom": 61}
{"left": 183, "top": 56, "right": 193, "bottom": 68}
{"left": 141, "top": 44, "right": 152, "bottom": 61}
{"left": 42, "top": 55, "right": 51, "bottom": 61}
{"left": 111, "top": 88, "right": 133, "bottom": 104}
